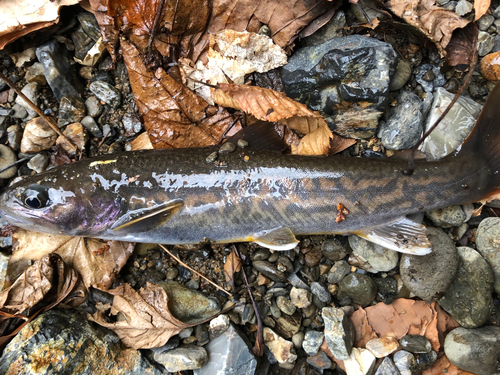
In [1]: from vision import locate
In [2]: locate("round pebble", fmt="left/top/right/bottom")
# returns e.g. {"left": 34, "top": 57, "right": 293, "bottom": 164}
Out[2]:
{"left": 89, "top": 80, "right": 121, "bottom": 108}
{"left": 338, "top": 273, "right": 377, "bottom": 307}
{"left": 348, "top": 235, "right": 399, "bottom": 272}
{"left": 478, "top": 31, "right": 495, "bottom": 57}
{"left": 322, "top": 237, "right": 349, "bottom": 261}
{"left": 475, "top": 217, "right": 500, "bottom": 294}
{"left": 0, "top": 144, "right": 18, "bottom": 179}
{"left": 425, "top": 205, "right": 468, "bottom": 228}
{"left": 399, "top": 334, "right": 432, "bottom": 353}
{"left": 327, "top": 260, "right": 351, "bottom": 284}
{"left": 389, "top": 59, "right": 412, "bottom": 91}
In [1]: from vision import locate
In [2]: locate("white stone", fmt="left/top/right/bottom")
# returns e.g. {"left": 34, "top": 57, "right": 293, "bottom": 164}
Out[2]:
{"left": 365, "top": 337, "right": 399, "bottom": 358}
{"left": 343, "top": 348, "right": 376, "bottom": 375}
{"left": 263, "top": 327, "right": 297, "bottom": 364}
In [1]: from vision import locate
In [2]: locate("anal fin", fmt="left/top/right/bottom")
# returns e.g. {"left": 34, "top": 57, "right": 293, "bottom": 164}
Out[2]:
{"left": 252, "top": 227, "right": 299, "bottom": 251}
{"left": 355, "top": 217, "right": 431, "bottom": 255}
{"left": 112, "top": 200, "right": 183, "bottom": 232}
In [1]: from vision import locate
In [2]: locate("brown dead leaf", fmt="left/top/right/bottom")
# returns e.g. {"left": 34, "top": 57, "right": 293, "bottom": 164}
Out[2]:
{"left": 386, "top": 0, "right": 470, "bottom": 58}
{"left": 224, "top": 250, "right": 242, "bottom": 287}
{"left": 473, "top": 0, "right": 490, "bottom": 20}
{"left": 89, "top": 282, "right": 191, "bottom": 349}
{"left": 0, "top": 0, "right": 81, "bottom": 50}
{"left": 7, "top": 229, "right": 134, "bottom": 291}
{"left": 350, "top": 299, "right": 460, "bottom": 353}
{"left": 291, "top": 125, "right": 333, "bottom": 156}
{"left": 445, "top": 23, "right": 478, "bottom": 67}
{"left": 121, "top": 40, "right": 240, "bottom": 149}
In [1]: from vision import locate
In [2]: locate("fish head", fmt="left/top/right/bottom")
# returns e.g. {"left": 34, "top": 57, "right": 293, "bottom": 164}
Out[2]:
{"left": 0, "top": 170, "right": 122, "bottom": 236}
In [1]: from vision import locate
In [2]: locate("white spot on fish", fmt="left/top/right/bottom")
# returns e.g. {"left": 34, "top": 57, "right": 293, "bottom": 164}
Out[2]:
{"left": 89, "top": 160, "right": 117, "bottom": 167}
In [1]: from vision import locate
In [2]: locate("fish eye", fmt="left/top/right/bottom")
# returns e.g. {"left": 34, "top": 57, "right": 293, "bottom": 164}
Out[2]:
{"left": 22, "top": 186, "right": 49, "bottom": 209}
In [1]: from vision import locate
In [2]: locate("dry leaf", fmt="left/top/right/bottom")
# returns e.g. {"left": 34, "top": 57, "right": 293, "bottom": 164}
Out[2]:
{"left": 89, "top": 282, "right": 191, "bottom": 349}
{"left": 121, "top": 40, "right": 240, "bottom": 149}
{"left": 473, "top": 0, "right": 490, "bottom": 20}
{"left": 224, "top": 250, "right": 242, "bottom": 286}
{"left": 130, "top": 132, "right": 154, "bottom": 150}
{"left": 0, "top": 0, "right": 81, "bottom": 49}
{"left": 445, "top": 23, "right": 478, "bottom": 67}
{"left": 56, "top": 122, "right": 88, "bottom": 156}
{"left": 20, "top": 117, "right": 58, "bottom": 154}
{"left": 7, "top": 229, "right": 134, "bottom": 290}
{"left": 386, "top": 0, "right": 470, "bottom": 58}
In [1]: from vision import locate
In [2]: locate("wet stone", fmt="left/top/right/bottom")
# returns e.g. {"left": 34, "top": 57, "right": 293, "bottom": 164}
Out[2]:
{"left": 7, "top": 125, "right": 22, "bottom": 150}
{"left": 209, "top": 314, "right": 231, "bottom": 340}
{"left": 57, "top": 96, "right": 86, "bottom": 127}
{"left": 10, "top": 103, "right": 27, "bottom": 119}
{"left": 122, "top": 111, "right": 143, "bottom": 137}
{"left": 303, "top": 330, "right": 324, "bottom": 356}
{"left": 290, "top": 286, "right": 312, "bottom": 309}
{"left": 425, "top": 205, "right": 469, "bottom": 228}
{"left": 81, "top": 115, "right": 103, "bottom": 138}
{"left": 374, "top": 277, "right": 398, "bottom": 305}
{"left": 25, "top": 62, "right": 47, "bottom": 84}
{"left": 27, "top": 152, "right": 49, "bottom": 174}
{"left": 77, "top": 12, "right": 101, "bottom": 42}
{"left": 85, "top": 95, "right": 103, "bottom": 117}
{"left": 194, "top": 323, "right": 256, "bottom": 375}
{"left": 89, "top": 80, "right": 121, "bottom": 108}
{"left": 0, "top": 309, "right": 161, "bottom": 375}
{"left": 311, "top": 282, "right": 331, "bottom": 304}
{"left": 288, "top": 272, "right": 310, "bottom": 290}
{"left": 150, "top": 336, "right": 180, "bottom": 354}
{"left": 154, "top": 345, "right": 208, "bottom": 372}
{"left": 0, "top": 144, "right": 17, "bottom": 179}
{"left": 444, "top": 326, "right": 500, "bottom": 375}
{"left": 438, "top": 246, "right": 494, "bottom": 328}
{"left": 400, "top": 227, "right": 459, "bottom": 301}
{"left": 263, "top": 327, "right": 297, "bottom": 364}
{"left": 15, "top": 82, "right": 38, "bottom": 119}
{"left": 277, "top": 256, "right": 293, "bottom": 273}
{"left": 338, "top": 273, "right": 377, "bottom": 307}
{"left": 365, "top": 337, "right": 399, "bottom": 358}
{"left": 348, "top": 235, "right": 399, "bottom": 272}
{"left": 374, "top": 356, "right": 400, "bottom": 375}
{"left": 379, "top": 91, "right": 423, "bottom": 150}
{"left": 252, "top": 260, "right": 287, "bottom": 282}
{"left": 322, "top": 307, "right": 355, "bottom": 360}
{"left": 393, "top": 350, "right": 418, "bottom": 375}
{"left": 327, "top": 260, "right": 350, "bottom": 284}
{"left": 478, "top": 31, "right": 495, "bottom": 56}
{"left": 305, "top": 246, "right": 322, "bottom": 266}
{"left": 415, "top": 64, "right": 446, "bottom": 93}
{"left": 322, "top": 237, "right": 349, "bottom": 261}
{"left": 306, "top": 351, "right": 332, "bottom": 373}
{"left": 389, "top": 59, "right": 412, "bottom": 91}
{"left": 276, "top": 296, "right": 296, "bottom": 315}
{"left": 274, "top": 310, "right": 302, "bottom": 339}
{"left": 282, "top": 35, "right": 397, "bottom": 139}
{"left": 415, "top": 351, "right": 437, "bottom": 370}
{"left": 476, "top": 217, "right": 500, "bottom": 294}
{"left": 399, "top": 335, "right": 432, "bottom": 354}
{"left": 72, "top": 25, "right": 94, "bottom": 61}
{"left": 219, "top": 141, "right": 236, "bottom": 153}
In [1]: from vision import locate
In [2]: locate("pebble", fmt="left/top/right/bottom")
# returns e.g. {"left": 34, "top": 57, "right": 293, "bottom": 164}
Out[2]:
{"left": 322, "top": 237, "right": 350, "bottom": 261}
{"left": 306, "top": 351, "right": 332, "bottom": 372}
{"left": 290, "top": 286, "right": 312, "bottom": 308}
{"left": 493, "top": 4, "right": 500, "bottom": 17}
{"left": 478, "top": 31, "right": 495, "bottom": 57}
{"left": 219, "top": 141, "right": 236, "bottom": 153}
{"left": 305, "top": 246, "right": 322, "bottom": 266}
{"left": 10, "top": 103, "right": 27, "bottom": 119}
{"left": 322, "top": 307, "right": 355, "bottom": 360}
{"left": 327, "top": 260, "right": 351, "bottom": 284}
{"left": 479, "top": 15, "right": 495, "bottom": 31}
{"left": 89, "top": 80, "right": 122, "bottom": 108}
{"left": 274, "top": 311, "right": 302, "bottom": 339}
{"left": 343, "top": 348, "right": 376, "bottom": 375}
{"left": 389, "top": 59, "right": 412, "bottom": 91}
{"left": 0, "top": 252, "right": 8, "bottom": 291}
{"left": 292, "top": 331, "right": 304, "bottom": 349}
{"left": 393, "top": 350, "right": 418, "bottom": 375}
{"left": 27, "top": 152, "right": 49, "bottom": 174}
{"left": 208, "top": 314, "right": 230, "bottom": 339}
{"left": 0, "top": 309, "right": 161, "bottom": 374}
{"left": 0, "top": 144, "right": 17, "bottom": 179}
{"left": 338, "top": 273, "right": 377, "bottom": 307}
{"left": 24, "top": 62, "right": 47, "bottom": 85}
{"left": 288, "top": 272, "right": 310, "bottom": 290}
{"left": 263, "top": 327, "right": 297, "bottom": 364}
{"left": 194, "top": 323, "right": 257, "bottom": 375}
{"left": 9, "top": 47, "right": 36, "bottom": 68}
{"left": 374, "top": 277, "right": 397, "bottom": 304}
{"left": 77, "top": 12, "right": 101, "bottom": 42}
{"left": 20, "top": 117, "right": 58, "bottom": 153}
{"left": 439, "top": 246, "right": 494, "bottom": 328}
{"left": 302, "top": 330, "right": 324, "bottom": 356}
{"left": 154, "top": 345, "right": 208, "bottom": 372}
{"left": 58, "top": 96, "right": 86, "bottom": 128}
{"left": 379, "top": 91, "right": 423, "bottom": 150}
{"left": 276, "top": 296, "right": 297, "bottom": 315}
{"left": 252, "top": 260, "right": 287, "bottom": 282}
{"left": 455, "top": 0, "right": 473, "bottom": 15}
{"left": 310, "top": 281, "right": 331, "bottom": 304}
{"left": 85, "top": 95, "right": 103, "bottom": 117}
{"left": 415, "top": 64, "right": 446, "bottom": 93}
{"left": 122, "top": 111, "right": 142, "bottom": 137}
{"left": 399, "top": 227, "right": 459, "bottom": 301}
{"left": 374, "top": 356, "right": 400, "bottom": 375}
{"left": 348, "top": 235, "right": 399, "bottom": 272}
{"left": 476, "top": 217, "right": 500, "bottom": 294}
{"left": 81, "top": 115, "right": 103, "bottom": 138}
{"left": 399, "top": 334, "right": 432, "bottom": 353}
{"left": 57, "top": 122, "right": 88, "bottom": 156}
{"left": 365, "top": 337, "right": 399, "bottom": 358}
{"left": 7, "top": 125, "right": 22, "bottom": 150}
{"left": 15, "top": 82, "right": 38, "bottom": 119}
{"left": 425, "top": 205, "right": 470, "bottom": 228}
{"left": 415, "top": 351, "right": 437, "bottom": 370}
{"left": 444, "top": 326, "right": 500, "bottom": 374}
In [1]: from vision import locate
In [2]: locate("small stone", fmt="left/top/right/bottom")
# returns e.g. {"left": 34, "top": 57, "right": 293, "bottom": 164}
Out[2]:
{"left": 348, "top": 235, "right": 399, "bottom": 272}
{"left": 311, "top": 282, "right": 331, "bottom": 304}
{"left": 58, "top": 96, "right": 86, "bottom": 128}
{"left": 7, "top": 125, "right": 22, "bottom": 150}
{"left": 374, "top": 277, "right": 397, "bottom": 305}
{"left": 343, "top": 348, "right": 376, "bottom": 375}
{"left": 25, "top": 63, "right": 47, "bottom": 84}
{"left": 306, "top": 351, "right": 332, "bottom": 372}
{"left": 77, "top": 12, "right": 101, "bottom": 42}
{"left": 322, "top": 237, "right": 350, "bottom": 261}
{"left": 218, "top": 141, "right": 236, "bottom": 153}
{"left": 153, "top": 345, "right": 208, "bottom": 372}
{"left": 393, "top": 350, "right": 418, "bottom": 375}
{"left": 276, "top": 296, "right": 296, "bottom": 315}
{"left": 15, "top": 82, "right": 38, "bottom": 119}
{"left": 494, "top": 4, "right": 500, "bottom": 18}
{"left": 399, "top": 334, "right": 432, "bottom": 354}
{"left": 292, "top": 331, "right": 304, "bottom": 349}
{"left": 9, "top": 47, "right": 36, "bottom": 68}
{"left": 81, "top": 115, "right": 103, "bottom": 138}
{"left": 302, "top": 330, "right": 324, "bottom": 356}
{"left": 237, "top": 138, "right": 248, "bottom": 148}
{"left": 338, "top": 273, "right": 377, "bottom": 307}
{"left": 206, "top": 151, "right": 218, "bottom": 163}
{"left": 10, "top": 104, "right": 27, "bottom": 119}
{"left": 252, "top": 260, "right": 287, "bottom": 282}
{"left": 85, "top": 95, "right": 103, "bottom": 117}
{"left": 478, "top": 15, "right": 495, "bottom": 31}
{"left": 252, "top": 248, "right": 270, "bottom": 261}
{"left": 455, "top": 0, "right": 473, "bottom": 15}
{"left": 327, "top": 260, "right": 351, "bottom": 284}
{"left": 79, "top": 66, "right": 95, "bottom": 80}
{"left": 179, "top": 327, "right": 193, "bottom": 339}
{"left": 27, "top": 152, "right": 49, "bottom": 174}
{"left": 389, "top": 59, "right": 412, "bottom": 91}
{"left": 478, "top": 31, "right": 495, "bottom": 57}
{"left": 415, "top": 351, "right": 438, "bottom": 370}
{"left": 274, "top": 311, "right": 302, "bottom": 339}
{"left": 89, "top": 81, "right": 121, "bottom": 108}
{"left": 476, "top": 217, "right": 500, "bottom": 294}
{"left": 21, "top": 117, "right": 58, "bottom": 153}
{"left": 122, "top": 111, "right": 143, "bottom": 137}
{"left": 374, "top": 356, "right": 400, "bottom": 375}
{"left": 56, "top": 122, "right": 88, "bottom": 156}
{"left": 305, "top": 246, "right": 322, "bottom": 266}
{"left": 288, "top": 272, "right": 310, "bottom": 290}
{"left": 208, "top": 314, "right": 231, "bottom": 339}
{"left": 277, "top": 256, "right": 293, "bottom": 273}
{"left": 0, "top": 144, "right": 17, "bottom": 179}
{"left": 425, "top": 205, "right": 468, "bottom": 228}
{"left": 322, "top": 307, "right": 355, "bottom": 360}
{"left": 365, "top": 337, "right": 399, "bottom": 358}
{"left": 415, "top": 64, "right": 446, "bottom": 93}
{"left": 263, "top": 327, "right": 297, "bottom": 364}
{"left": 290, "top": 286, "right": 312, "bottom": 309}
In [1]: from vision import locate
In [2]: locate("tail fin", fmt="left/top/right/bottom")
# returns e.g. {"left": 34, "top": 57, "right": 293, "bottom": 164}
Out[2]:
{"left": 459, "top": 82, "right": 500, "bottom": 198}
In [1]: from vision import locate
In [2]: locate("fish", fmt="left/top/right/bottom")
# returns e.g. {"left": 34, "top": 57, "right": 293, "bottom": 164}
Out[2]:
{"left": 2, "top": 84, "right": 500, "bottom": 256}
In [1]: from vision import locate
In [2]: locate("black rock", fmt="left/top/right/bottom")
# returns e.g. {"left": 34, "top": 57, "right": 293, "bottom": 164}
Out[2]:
{"left": 374, "top": 277, "right": 397, "bottom": 305}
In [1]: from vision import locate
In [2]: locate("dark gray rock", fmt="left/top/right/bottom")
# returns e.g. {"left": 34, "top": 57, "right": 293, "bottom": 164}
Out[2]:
{"left": 154, "top": 345, "right": 208, "bottom": 372}
{"left": 393, "top": 350, "right": 418, "bottom": 375}
{"left": 444, "top": 326, "right": 500, "bottom": 375}
{"left": 438, "top": 247, "right": 494, "bottom": 328}
{"left": 85, "top": 95, "right": 103, "bottom": 117}
{"left": 476, "top": 217, "right": 500, "bottom": 294}
{"left": 400, "top": 227, "right": 459, "bottom": 301}
{"left": 282, "top": 35, "right": 397, "bottom": 139}
{"left": 374, "top": 277, "right": 397, "bottom": 305}
{"left": 304, "top": 10, "right": 346, "bottom": 46}
{"left": 338, "top": 273, "right": 377, "bottom": 307}
{"left": 322, "top": 237, "right": 350, "bottom": 261}
{"left": 306, "top": 351, "right": 332, "bottom": 373}
{"left": 0, "top": 309, "right": 161, "bottom": 375}
{"left": 322, "top": 307, "right": 355, "bottom": 360}
{"left": 77, "top": 12, "right": 101, "bottom": 42}
{"left": 36, "top": 40, "right": 81, "bottom": 102}
{"left": 478, "top": 31, "right": 495, "bottom": 56}
{"left": 89, "top": 81, "right": 121, "bottom": 108}
{"left": 303, "top": 330, "right": 324, "bottom": 356}
{"left": 57, "top": 96, "right": 86, "bottom": 128}
{"left": 310, "top": 281, "right": 331, "bottom": 304}
{"left": 71, "top": 25, "right": 94, "bottom": 61}
{"left": 81, "top": 115, "right": 103, "bottom": 138}
{"left": 399, "top": 335, "right": 432, "bottom": 354}
{"left": 389, "top": 59, "right": 412, "bottom": 91}
{"left": 252, "top": 260, "right": 287, "bottom": 282}
{"left": 379, "top": 91, "right": 422, "bottom": 150}
{"left": 415, "top": 64, "right": 446, "bottom": 93}
{"left": 374, "top": 356, "right": 401, "bottom": 375}
{"left": 122, "top": 111, "right": 143, "bottom": 137}
{"left": 327, "top": 260, "right": 350, "bottom": 284}
{"left": 415, "top": 351, "right": 437, "bottom": 371}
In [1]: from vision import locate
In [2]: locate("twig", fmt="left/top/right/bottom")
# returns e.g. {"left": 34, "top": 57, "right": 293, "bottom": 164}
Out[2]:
{"left": 0, "top": 71, "right": 78, "bottom": 153}
{"left": 147, "top": 0, "right": 167, "bottom": 53}
{"left": 232, "top": 244, "right": 264, "bottom": 357}
{"left": 402, "top": 52, "right": 478, "bottom": 175}
{"left": 159, "top": 244, "right": 231, "bottom": 296}
{"left": 0, "top": 155, "right": 35, "bottom": 175}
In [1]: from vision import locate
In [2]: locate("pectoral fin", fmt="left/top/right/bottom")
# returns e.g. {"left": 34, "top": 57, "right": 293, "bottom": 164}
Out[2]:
{"left": 355, "top": 217, "right": 431, "bottom": 255}
{"left": 251, "top": 227, "right": 299, "bottom": 250}
{"left": 112, "top": 200, "right": 183, "bottom": 232}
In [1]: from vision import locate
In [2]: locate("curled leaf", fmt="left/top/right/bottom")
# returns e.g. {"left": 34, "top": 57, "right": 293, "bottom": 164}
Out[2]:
{"left": 224, "top": 250, "right": 242, "bottom": 287}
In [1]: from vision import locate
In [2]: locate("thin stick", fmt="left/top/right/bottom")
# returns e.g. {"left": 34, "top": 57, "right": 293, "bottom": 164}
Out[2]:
{"left": 0, "top": 155, "right": 35, "bottom": 174}
{"left": 0, "top": 71, "right": 78, "bottom": 153}
{"left": 159, "top": 244, "right": 231, "bottom": 296}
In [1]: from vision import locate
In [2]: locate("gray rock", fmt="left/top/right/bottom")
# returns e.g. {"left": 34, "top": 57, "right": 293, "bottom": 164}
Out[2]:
{"left": 327, "top": 260, "right": 351, "bottom": 284}
{"left": 85, "top": 95, "right": 103, "bottom": 117}
{"left": 478, "top": 15, "right": 495, "bottom": 31}
{"left": 303, "top": 330, "right": 324, "bottom": 356}
{"left": 438, "top": 247, "right": 494, "bottom": 328}
{"left": 292, "top": 332, "right": 304, "bottom": 349}
{"left": 10, "top": 103, "right": 27, "bottom": 119}
{"left": 150, "top": 336, "right": 180, "bottom": 354}
{"left": 338, "top": 273, "right": 377, "bottom": 307}
{"left": 274, "top": 311, "right": 302, "bottom": 339}
{"left": 122, "top": 111, "right": 143, "bottom": 136}
{"left": 7, "top": 125, "right": 22, "bottom": 150}
{"left": 476, "top": 217, "right": 500, "bottom": 294}
{"left": 311, "top": 281, "right": 331, "bottom": 304}
{"left": 0, "top": 309, "right": 161, "bottom": 374}
{"left": 322, "top": 237, "right": 349, "bottom": 261}
{"left": 399, "top": 334, "right": 432, "bottom": 353}
{"left": 15, "top": 82, "right": 38, "bottom": 119}
{"left": 57, "top": 96, "right": 86, "bottom": 128}
{"left": 478, "top": 31, "right": 495, "bottom": 56}
{"left": 389, "top": 59, "right": 412, "bottom": 91}
{"left": 374, "top": 356, "right": 401, "bottom": 375}
{"left": 81, "top": 115, "right": 103, "bottom": 138}
{"left": 282, "top": 35, "right": 397, "bottom": 139}
{"left": 443, "top": 0, "right": 457, "bottom": 10}
{"left": 306, "top": 351, "right": 332, "bottom": 373}
{"left": 36, "top": 40, "right": 81, "bottom": 102}
{"left": 0, "top": 144, "right": 17, "bottom": 179}
{"left": 425, "top": 205, "right": 469, "bottom": 228}
{"left": 159, "top": 281, "right": 221, "bottom": 324}
{"left": 304, "top": 10, "right": 346, "bottom": 46}
{"left": 444, "top": 326, "right": 500, "bottom": 375}
{"left": 415, "top": 64, "right": 446, "bottom": 93}
{"left": 322, "top": 307, "right": 355, "bottom": 360}
{"left": 455, "top": 0, "right": 473, "bottom": 15}
{"left": 400, "top": 227, "right": 459, "bottom": 301}
{"left": 25, "top": 62, "right": 47, "bottom": 84}
{"left": 154, "top": 345, "right": 208, "bottom": 372}
{"left": 276, "top": 296, "right": 296, "bottom": 315}
{"left": 415, "top": 351, "right": 437, "bottom": 370}
{"left": 77, "top": 12, "right": 101, "bottom": 42}
{"left": 27, "top": 152, "right": 49, "bottom": 174}
{"left": 90, "top": 81, "right": 121, "bottom": 108}
{"left": 494, "top": 4, "right": 500, "bottom": 18}
{"left": 209, "top": 314, "right": 231, "bottom": 339}
{"left": 348, "top": 235, "right": 399, "bottom": 272}
{"left": 252, "top": 248, "right": 270, "bottom": 261}
{"left": 493, "top": 35, "right": 500, "bottom": 53}
{"left": 252, "top": 260, "right": 287, "bottom": 282}
{"left": 379, "top": 91, "right": 422, "bottom": 150}
{"left": 393, "top": 350, "right": 418, "bottom": 375}
{"left": 194, "top": 324, "right": 257, "bottom": 375}
{"left": 374, "top": 277, "right": 397, "bottom": 305}
{"left": 71, "top": 25, "right": 94, "bottom": 61}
